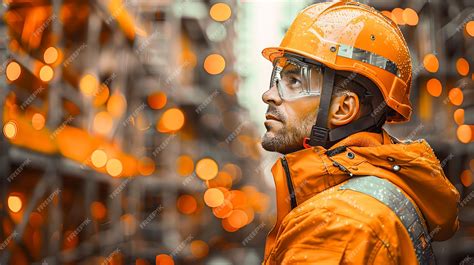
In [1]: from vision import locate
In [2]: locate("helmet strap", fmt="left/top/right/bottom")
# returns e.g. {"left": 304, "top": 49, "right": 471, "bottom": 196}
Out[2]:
{"left": 308, "top": 67, "right": 335, "bottom": 147}
{"left": 307, "top": 68, "right": 386, "bottom": 148}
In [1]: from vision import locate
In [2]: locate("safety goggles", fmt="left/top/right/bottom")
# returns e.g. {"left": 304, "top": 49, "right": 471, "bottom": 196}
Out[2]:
{"left": 270, "top": 54, "right": 323, "bottom": 100}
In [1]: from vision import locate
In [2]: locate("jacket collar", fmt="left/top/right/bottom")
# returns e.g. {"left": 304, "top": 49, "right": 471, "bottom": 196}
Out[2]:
{"left": 264, "top": 130, "right": 391, "bottom": 257}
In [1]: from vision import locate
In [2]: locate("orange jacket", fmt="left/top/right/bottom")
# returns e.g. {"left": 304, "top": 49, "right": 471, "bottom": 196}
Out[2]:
{"left": 263, "top": 130, "right": 460, "bottom": 264}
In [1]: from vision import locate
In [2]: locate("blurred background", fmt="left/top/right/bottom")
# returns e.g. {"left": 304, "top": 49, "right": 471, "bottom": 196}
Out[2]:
{"left": 0, "top": 0, "right": 473, "bottom": 264}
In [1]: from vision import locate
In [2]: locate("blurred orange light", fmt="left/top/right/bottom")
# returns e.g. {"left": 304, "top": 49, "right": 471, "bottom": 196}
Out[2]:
{"left": 106, "top": 158, "right": 123, "bottom": 177}
{"left": 457, "top": 125, "right": 473, "bottom": 143}
{"left": 207, "top": 171, "right": 233, "bottom": 189}
{"left": 222, "top": 218, "right": 238, "bottom": 232}
{"left": 44, "top": 47, "right": 59, "bottom": 64}
{"left": 426, "top": 78, "right": 442, "bottom": 97}
{"left": 448, "top": 87, "right": 463, "bottom": 106}
{"left": 456, "top": 58, "right": 470, "bottom": 76}
{"left": 157, "top": 108, "right": 185, "bottom": 132}
{"left": 94, "top": 85, "right": 110, "bottom": 107}
{"left": 461, "top": 170, "right": 473, "bottom": 187}
{"left": 93, "top": 111, "right": 114, "bottom": 135}
{"left": 423, "top": 54, "right": 439, "bottom": 73}
{"left": 39, "top": 65, "right": 54, "bottom": 82}
{"left": 107, "top": 91, "right": 127, "bottom": 117}
{"left": 227, "top": 209, "right": 248, "bottom": 229}
{"left": 156, "top": 254, "right": 174, "bottom": 265}
{"left": 91, "top": 149, "right": 108, "bottom": 168}
{"left": 212, "top": 200, "right": 233, "bottom": 218}
{"left": 90, "top": 201, "right": 107, "bottom": 220}
{"left": 210, "top": 3, "right": 232, "bottom": 22}
{"left": 177, "top": 194, "right": 198, "bottom": 215}
{"left": 147, "top": 92, "right": 167, "bottom": 110}
{"left": 204, "top": 54, "right": 226, "bottom": 75}
{"left": 32, "top": 113, "right": 45, "bottom": 130}
{"left": 190, "top": 240, "right": 209, "bottom": 259}
{"left": 402, "top": 8, "right": 419, "bottom": 26}
{"left": 177, "top": 155, "right": 194, "bottom": 176}
{"left": 196, "top": 158, "right": 218, "bottom": 180}
{"left": 466, "top": 21, "right": 474, "bottom": 37}
{"left": 454, "top": 109, "right": 464, "bottom": 125}
{"left": 137, "top": 157, "right": 155, "bottom": 176}
{"left": 204, "top": 188, "right": 224, "bottom": 207}
{"left": 3, "top": 121, "right": 18, "bottom": 139}
{"left": 8, "top": 195, "right": 22, "bottom": 213}
{"left": 6, "top": 61, "right": 21, "bottom": 81}
{"left": 391, "top": 8, "right": 405, "bottom": 25}
{"left": 80, "top": 74, "right": 99, "bottom": 96}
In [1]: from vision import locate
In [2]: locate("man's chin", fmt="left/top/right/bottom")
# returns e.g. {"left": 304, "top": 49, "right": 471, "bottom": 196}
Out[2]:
{"left": 261, "top": 132, "right": 282, "bottom": 153}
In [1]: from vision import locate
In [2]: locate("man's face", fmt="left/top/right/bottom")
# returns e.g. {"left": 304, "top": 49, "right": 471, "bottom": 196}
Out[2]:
{"left": 261, "top": 85, "right": 321, "bottom": 154}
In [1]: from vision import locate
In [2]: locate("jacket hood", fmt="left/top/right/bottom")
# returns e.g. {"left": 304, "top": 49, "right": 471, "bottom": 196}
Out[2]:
{"left": 268, "top": 129, "right": 460, "bottom": 247}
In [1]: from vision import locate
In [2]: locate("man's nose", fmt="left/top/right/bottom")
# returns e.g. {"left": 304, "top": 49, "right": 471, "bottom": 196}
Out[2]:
{"left": 262, "top": 85, "right": 283, "bottom": 105}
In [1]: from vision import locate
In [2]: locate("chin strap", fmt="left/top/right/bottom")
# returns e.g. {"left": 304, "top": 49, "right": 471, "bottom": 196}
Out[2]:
{"left": 307, "top": 68, "right": 336, "bottom": 147}
{"left": 306, "top": 68, "right": 386, "bottom": 149}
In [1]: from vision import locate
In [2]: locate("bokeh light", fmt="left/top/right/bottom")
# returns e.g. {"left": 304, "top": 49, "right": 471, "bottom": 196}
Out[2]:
{"left": 147, "top": 92, "right": 167, "bottom": 110}
{"left": 391, "top": 8, "right": 405, "bottom": 25}
{"left": 454, "top": 109, "right": 464, "bottom": 125}
{"left": 39, "top": 65, "right": 54, "bottom": 82}
{"left": 90, "top": 201, "right": 107, "bottom": 220}
{"left": 6, "top": 61, "right": 21, "bottom": 81}
{"left": 426, "top": 78, "right": 442, "bottom": 97}
{"left": 204, "top": 54, "right": 225, "bottom": 75}
{"left": 456, "top": 58, "right": 469, "bottom": 76}
{"left": 106, "top": 158, "right": 123, "bottom": 177}
{"left": 107, "top": 91, "right": 127, "bottom": 117}
{"left": 137, "top": 157, "right": 155, "bottom": 176}
{"left": 423, "top": 53, "right": 439, "bottom": 73}
{"left": 177, "top": 194, "right": 198, "bottom": 214}
{"left": 196, "top": 158, "right": 218, "bottom": 180}
{"left": 466, "top": 21, "right": 474, "bottom": 37}
{"left": 157, "top": 108, "right": 185, "bottom": 132}
{"left": 176, "top": 155, "right": 194, "bottom": 176}
{"left": 93, "top": 111, "right": 114, "bottom": 135}
{"left": 460, "top": 169, "right": 473, "bottom": 187}
{"left": 44, "top": 47, "right": 59, "bottom": 64}
{"left": 204, "top": 188, "right": 224, "bottom": 207}
{"left": 3, "top": 121, "right": 18, "bottom": 139}
{"left": 402, "top": 8, "right": 419, "bottom": 26}
{"left": 8, "top": 194, "right": 22, "bottom": 213}
{"left": 190, "top": 240, "right": 209, "bottom": 259}
{"left": 156, "top": 254, "right": 174, "bottom": 265}
{"left": 457, "top": 125, "right": 472, "bottom": 143}
{"left": 448, "top": 87, "right": 463, "bottom": 106}
{"left": 80, "top": 74, "right": 99, "bottom": 96}
{"left": 91, "top": 149, "right": 108, "bottom": 168}
{"left": 32, "top": 113, "right": 45, "bottom": 130}
{"left": 210, "top": 3, "right": 232, "bottom": 22}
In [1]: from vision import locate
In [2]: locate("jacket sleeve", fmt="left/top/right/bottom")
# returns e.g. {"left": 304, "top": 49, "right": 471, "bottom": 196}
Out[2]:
{"left": 271, "top": 208, "right": 398, "bottom": 265}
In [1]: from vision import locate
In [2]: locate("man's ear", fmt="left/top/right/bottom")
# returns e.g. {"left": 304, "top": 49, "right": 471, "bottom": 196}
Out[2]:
{"left": 328, "top": 91, "right": 360, "bottom": 128}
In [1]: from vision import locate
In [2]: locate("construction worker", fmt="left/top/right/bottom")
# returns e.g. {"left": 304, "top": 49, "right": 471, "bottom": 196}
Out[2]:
{"left": 260, "top": 1, "right": 460, "bottom": 264}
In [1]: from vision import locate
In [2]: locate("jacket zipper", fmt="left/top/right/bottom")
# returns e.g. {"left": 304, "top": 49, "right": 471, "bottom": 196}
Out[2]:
{"left": 281, "top": 157, "right": 297, "bottom": 209}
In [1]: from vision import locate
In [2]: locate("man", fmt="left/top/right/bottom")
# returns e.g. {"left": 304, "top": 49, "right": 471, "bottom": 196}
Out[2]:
{"left": 260, "top": 1, "right": 460, "bottom": 264}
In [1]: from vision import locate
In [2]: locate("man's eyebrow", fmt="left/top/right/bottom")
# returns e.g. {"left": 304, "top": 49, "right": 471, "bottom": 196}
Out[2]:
{"left": 281, "top": 68, "right": 300, "bottom": 75}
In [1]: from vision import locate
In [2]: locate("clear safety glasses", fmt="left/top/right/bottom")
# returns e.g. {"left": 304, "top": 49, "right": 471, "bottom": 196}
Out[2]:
{"left": 269, "top": 54, "right": 323, "bottom": 100}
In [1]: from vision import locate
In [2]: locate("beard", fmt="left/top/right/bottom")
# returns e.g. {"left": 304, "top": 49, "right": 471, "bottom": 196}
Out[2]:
{"left": 261, "top": 110, "right": 317, "bottom": 154}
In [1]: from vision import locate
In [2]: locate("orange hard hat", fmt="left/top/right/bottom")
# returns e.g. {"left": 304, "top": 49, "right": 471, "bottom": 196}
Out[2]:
{"left": 262, "top": 0, "right": 412, "bottom": 123}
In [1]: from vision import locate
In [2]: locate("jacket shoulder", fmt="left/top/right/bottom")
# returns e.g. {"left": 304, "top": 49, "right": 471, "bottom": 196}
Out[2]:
{"left": 273, "top": 187, "right": 410, "bottom": 264}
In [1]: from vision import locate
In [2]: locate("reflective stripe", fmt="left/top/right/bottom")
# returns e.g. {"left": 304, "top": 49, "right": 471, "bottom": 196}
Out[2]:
{"left": 339, "top": 176, "right": 436, "bottom": 265}
{"left": 337, "top": 44, "right": 401, "bottom": 77}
